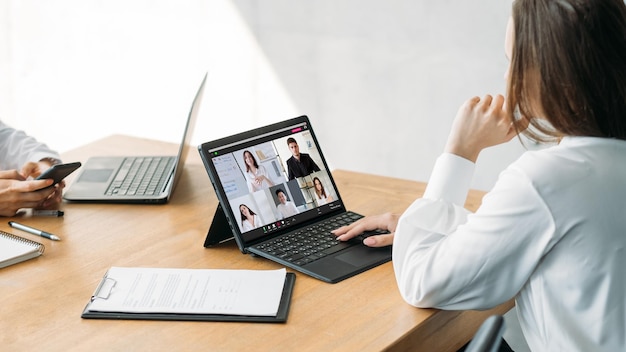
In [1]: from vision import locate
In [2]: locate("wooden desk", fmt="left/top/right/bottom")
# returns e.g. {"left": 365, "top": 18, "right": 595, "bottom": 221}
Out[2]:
{"left": 0, "top": 135, "right": 512, "bottom": 351}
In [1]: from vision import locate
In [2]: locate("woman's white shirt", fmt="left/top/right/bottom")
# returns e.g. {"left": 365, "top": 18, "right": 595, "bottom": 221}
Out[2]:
{"left": 246, "top": 165, "right": 272, "bottom": 192}
{"left": 393, "top": 137, "right": 626, "bottom": 352}
{"left": 316, "top": 194, "right": 328, "bottom": 206}
{"left": 242, "top": 214, "right": 257, "bottom": 232}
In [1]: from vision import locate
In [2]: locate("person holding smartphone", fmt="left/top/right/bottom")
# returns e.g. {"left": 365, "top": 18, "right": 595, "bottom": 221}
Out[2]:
{"left": 0, "top": 120, "right": 64, "bottom": 216}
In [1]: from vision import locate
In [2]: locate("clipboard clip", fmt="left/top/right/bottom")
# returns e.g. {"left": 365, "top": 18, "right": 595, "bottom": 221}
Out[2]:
{"left": 91, "top": 276, "right": 117, "bottom": 301}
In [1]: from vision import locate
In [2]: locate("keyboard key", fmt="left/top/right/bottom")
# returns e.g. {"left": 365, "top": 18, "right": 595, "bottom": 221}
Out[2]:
{"left": 105, "top": 157, "right": 175, "bottom": 196}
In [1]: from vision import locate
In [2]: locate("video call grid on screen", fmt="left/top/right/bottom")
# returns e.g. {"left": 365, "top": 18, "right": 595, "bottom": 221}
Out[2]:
{"left": 207, "top": 121, "right": 342, "bottom": 243}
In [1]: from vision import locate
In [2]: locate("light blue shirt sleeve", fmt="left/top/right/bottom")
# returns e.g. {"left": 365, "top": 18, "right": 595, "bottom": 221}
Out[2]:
{"left": 0, "top": 120, "right": 61, "bottom": 170}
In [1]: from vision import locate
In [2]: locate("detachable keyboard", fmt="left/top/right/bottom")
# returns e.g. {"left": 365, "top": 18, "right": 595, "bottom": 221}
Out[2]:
{"left": 253, "top": 212, "right": 387, "bottom": 266}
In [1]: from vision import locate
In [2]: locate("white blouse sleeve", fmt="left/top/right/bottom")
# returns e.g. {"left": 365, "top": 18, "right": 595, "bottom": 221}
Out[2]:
{"left": 393, "top": 153, "right": 556, "bottom": 310}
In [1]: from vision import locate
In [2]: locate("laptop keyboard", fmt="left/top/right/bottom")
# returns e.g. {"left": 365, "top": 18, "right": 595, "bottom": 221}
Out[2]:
{"left": 253, "top": 212, "right": 387, "bottom": 266}
{"left": 105, "top": 156, "right": 175, "bottom": 196}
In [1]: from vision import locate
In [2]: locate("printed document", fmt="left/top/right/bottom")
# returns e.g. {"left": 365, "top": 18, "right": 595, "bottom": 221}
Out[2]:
{"left": 88, "top": 267, "right": 286, "bottom": 316}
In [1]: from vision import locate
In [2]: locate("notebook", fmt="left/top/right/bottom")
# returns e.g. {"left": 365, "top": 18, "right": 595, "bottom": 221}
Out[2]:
{"left": 64, "top": 73, "right": 207, "bottom": 204}
{"left": 0, "top": 230, "right": 45, "bottom": 269}
{"left": 198, "top": 115, "right": 392, "bottom": 283}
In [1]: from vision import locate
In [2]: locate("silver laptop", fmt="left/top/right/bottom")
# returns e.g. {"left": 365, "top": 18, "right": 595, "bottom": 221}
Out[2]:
{"left": 64, "top": 73, "right": 207, "bottom": 204}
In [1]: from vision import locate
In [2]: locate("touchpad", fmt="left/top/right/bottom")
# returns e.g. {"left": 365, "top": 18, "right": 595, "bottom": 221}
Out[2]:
{"left": 78, "top": 169, "right": 113, "bottom": 183}
{"left": 336, "top": 247, "right": 386, "bottom": 267}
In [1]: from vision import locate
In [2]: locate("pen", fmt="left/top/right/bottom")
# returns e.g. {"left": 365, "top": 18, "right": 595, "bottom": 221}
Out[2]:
{"left": 33, "top": 209, "right": 64, "bottom": 217}
{"left": 8, "top": 221, "right": 61, "bottom": 241}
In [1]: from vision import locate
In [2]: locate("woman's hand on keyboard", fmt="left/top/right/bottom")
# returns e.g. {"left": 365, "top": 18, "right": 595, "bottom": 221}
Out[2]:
{"left": 332, "top": 213, "right": 398, "bottom": 247}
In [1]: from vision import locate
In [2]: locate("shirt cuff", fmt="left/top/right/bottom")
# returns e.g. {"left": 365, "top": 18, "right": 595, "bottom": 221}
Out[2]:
{"left": 39, "top": 157, "right": 62, "bottom": 166}
{"left": 423, "top": 153, "right": 475, "bottom": 206}
{"left": 32, "top": 152, "right": 62, "bottom": 165}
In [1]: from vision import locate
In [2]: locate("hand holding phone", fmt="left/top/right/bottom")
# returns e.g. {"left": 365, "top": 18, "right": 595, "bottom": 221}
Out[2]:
{"left": 35, "top": 161, "right": 82, "bottom": 186}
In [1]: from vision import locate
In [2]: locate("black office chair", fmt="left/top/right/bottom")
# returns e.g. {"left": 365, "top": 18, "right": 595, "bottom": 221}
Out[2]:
{"left": 463, "top": 315, "right": 506, "bottom": 352}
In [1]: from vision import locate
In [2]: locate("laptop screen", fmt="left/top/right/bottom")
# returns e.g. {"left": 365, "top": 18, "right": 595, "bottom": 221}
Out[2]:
{"left": 168, "top": 72, "right": 207, "bottom": 200}
{"left": 199, "top": 116, "right": 346, "bottom": 245}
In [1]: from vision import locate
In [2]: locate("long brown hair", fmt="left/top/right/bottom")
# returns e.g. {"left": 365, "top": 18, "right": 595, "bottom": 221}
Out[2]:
{"left": 243, "top": 150, "right": 259, "bottom": 172}
{"left": 507, "top": 0, "right": 626, "bottom": 142}
{"left": 239, "top": 204, "right": 256, "bottom": 223}
{"left": 313, "top": 177, "right": 327, "bottom": 199}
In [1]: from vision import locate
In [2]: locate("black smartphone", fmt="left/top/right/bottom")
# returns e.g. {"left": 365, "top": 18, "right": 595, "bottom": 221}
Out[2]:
{"left": 35, "top": 161, "right": 82, "bottom": 186}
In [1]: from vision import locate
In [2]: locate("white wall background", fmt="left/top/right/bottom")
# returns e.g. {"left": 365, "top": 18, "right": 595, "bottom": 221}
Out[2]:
{"left": 0, "top": 2, "right": 533, "bottom": 349}
{"left": 0, "top": 0, "right": 525, "bottom": 192}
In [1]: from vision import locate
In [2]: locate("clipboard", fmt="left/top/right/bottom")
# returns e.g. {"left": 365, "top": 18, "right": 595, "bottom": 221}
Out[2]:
{"left": 81, "top": 272, "right": 296, "bottom": 323}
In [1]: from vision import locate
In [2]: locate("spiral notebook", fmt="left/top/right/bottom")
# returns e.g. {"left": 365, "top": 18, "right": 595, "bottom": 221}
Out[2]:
{"left": 0, "top": 230, "right": 45, "bottom": 269}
